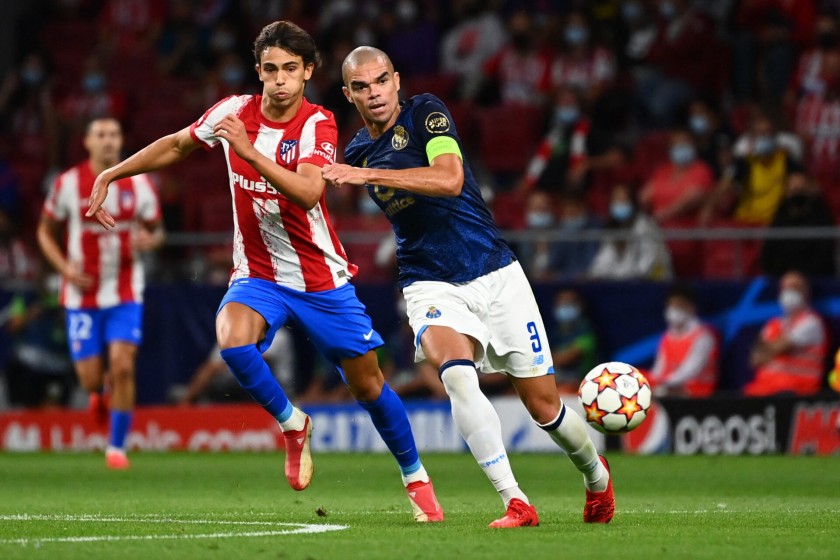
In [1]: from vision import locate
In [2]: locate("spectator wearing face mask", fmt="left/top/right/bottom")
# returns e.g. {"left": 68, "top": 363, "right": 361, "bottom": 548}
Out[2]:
{"left": 634, "top": 0, "right": 723, "bottom": 127}
{"left": 785, "top": 10, "right": 840, "bottom": 105}
{"left": 589, "top": 184, "right": 672, "bottom": 281}
{"left": 686, "top": 97, "right": 734, "bottom": 180}
{"left": 59, "top": 54, "right": 128, "bottom": 161}
{"left": 647, "top": 284, "right": 718, "bottom": 398}
{"left": 478, "top": 9, "right": 553, "bottom": 107}
{"left": 794, "top": 48, "right": 840, "bottom": 187}
{"left": 639, "top": 128, "right": 714, "bottom": 276}
{"left": 549, "top": 288, "right": 599, "bottom": 392}
{"left": 760, "top": 171, "right": 836, "bottom": 277}
{"left": 514, "top": 190, "right": 562, "bottom": 281}
{"left": 703, "top": 113, "right": 804, "bottom": 226}
{"left": 744, "top": 271, "right": 828, "bottom": 397}
{"left": 549, "top": 9, "right": 616, "bottom": 106}
{"left": 0, "top": 51, "right": 61, "bottom": 171}
{"left": 517, "top": 85, "right": 623, "bottom": 196}
{"left": 552, "top": 192, "right": 602, "bottom": 280}
{"left": 187, "top": 53, "right": 255, "bottom": 114}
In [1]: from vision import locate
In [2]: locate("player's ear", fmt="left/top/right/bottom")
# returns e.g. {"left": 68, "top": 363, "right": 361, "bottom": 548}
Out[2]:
{"left": 342, "top": 86, "right": 352, "bottom": 103}
{"left": 303, "top": 63, "right": 314, "bottom": 82}
{"left": 254, "top": 63, "right": 261, "bottom": 78}
{"left": 394, "top": 71, "right": 400, "bottom": 92}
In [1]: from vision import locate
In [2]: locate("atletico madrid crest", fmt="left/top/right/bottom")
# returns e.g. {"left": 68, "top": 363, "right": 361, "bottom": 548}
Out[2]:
{"left": 279, "top": 139, "right": 298, "bottom": 164}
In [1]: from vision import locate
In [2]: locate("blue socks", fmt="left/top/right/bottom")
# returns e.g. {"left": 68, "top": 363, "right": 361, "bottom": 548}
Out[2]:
{"left": 221, "top": 345, "right": 290, "bottom": 421}
{"left": 109, "top": 410, "right": 132, "bottom": 449}
{"left": 357, "top": 383, "right": 421, "bottom": 476}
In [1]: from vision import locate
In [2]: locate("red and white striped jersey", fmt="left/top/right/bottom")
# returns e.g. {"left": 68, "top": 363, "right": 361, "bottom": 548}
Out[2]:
{"left": 189, "top": 95, "right": 355, "bottom": 292}
{"left": 43, "top": 161, "right": 161, "bottom": 310}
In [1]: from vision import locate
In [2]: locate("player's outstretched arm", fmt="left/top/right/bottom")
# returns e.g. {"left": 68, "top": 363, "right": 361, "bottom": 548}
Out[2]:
{"left": 322, "top": 153, "right": 464, "bottom": 197}
{"left": 212, "top": 113, "right": 325, "bottom": 209}
{"left": 86, "top": 127, "right": 200, "bottom": 228}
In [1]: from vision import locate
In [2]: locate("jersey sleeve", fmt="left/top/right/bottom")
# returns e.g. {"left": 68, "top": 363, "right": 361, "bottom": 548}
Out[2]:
{"left": 297, "top": 110, "right": 338, "bottom": 168}
{"left": 42, "top": 174, "right": 69, "bottom": 221}
{"left": 133, "top": 174, "right": 162, "bottom": 223}
{"left": 189, "top": 95, "right": 249, "bottom": 150}
{"left": 410, "top": 95, "right": 463, "bottom": 163}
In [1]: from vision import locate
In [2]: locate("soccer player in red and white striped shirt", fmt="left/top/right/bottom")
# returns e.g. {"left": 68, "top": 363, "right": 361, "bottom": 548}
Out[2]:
{"left": 85, "top": 21, "right": 442, "bottom": 522}
{"left": 37, "top": 117, "right": 165, "bottom": 470}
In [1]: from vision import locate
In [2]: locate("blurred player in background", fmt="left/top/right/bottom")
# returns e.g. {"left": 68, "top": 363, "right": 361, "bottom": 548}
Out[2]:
{"left": 37, "top": 117, "right": 165, "bottom": 469}
{"left": 324, "top": 47, "right": 614, "bottom": 527}
{"left": 85, "top": 21, "right": 442, "bottom": 522}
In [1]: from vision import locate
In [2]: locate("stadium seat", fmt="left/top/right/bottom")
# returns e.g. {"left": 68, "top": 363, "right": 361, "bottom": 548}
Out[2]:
{"left": 445, "top": 100, "right": 475, "bottom": 149}
{"left": 632, "top": 130, "right": 671, "bottom": 181}
{"left": 728, "top": 102, "right": 756, "bottom": 136}
{"left": 701, "top": 220, "right": 762, "bottom": 279}
{"left": 399, "top": 73, "right": 459, "bottom": 101}
{"left": 490, "top": 191, "right": 526, "bottom": 230}
{"left": 39, "top": 20, "right": 98, "bottom": 53}
{"left": 475, "top": 103, "right": 546, "bottom": 177}
{"left": 195, "top": 195, "right": 233, "bottom": 232}
{"left": 129, "top": 106, "right": 194, "bottom": 148}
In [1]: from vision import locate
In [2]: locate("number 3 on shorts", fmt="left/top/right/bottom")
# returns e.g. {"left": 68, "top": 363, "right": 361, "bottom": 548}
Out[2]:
{"left": 526, "top": 321, "right": 542, "bottom": 352}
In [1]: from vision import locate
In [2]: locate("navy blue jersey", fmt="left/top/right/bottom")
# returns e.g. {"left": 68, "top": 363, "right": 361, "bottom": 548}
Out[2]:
{"left": 344, "top": 94, "right": 515, "bottom": 288}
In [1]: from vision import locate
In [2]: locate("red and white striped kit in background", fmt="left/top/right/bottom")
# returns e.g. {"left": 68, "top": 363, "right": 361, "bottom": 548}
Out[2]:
{"left": 189, "top": 95, "right": 355, "bottom": 293}
{"left": 42, "top": 162, "right": 160, "bottom": 309}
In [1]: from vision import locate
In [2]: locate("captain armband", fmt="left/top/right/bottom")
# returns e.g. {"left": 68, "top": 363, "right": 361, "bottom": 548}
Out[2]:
{"left": 425, "top": 136, "right": 462, "bottom": 163}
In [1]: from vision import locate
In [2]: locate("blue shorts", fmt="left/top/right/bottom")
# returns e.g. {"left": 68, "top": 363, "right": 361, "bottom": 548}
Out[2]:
{"left": 218, "top": 278, "right": 384, "bottom": 366}
{"left": 65, "top": 303, "right": 144, "bottom": 362}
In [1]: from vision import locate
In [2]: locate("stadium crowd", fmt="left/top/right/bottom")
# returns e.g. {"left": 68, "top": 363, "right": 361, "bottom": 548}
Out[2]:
{"left": 1, "top": 0, "right": 840, "bottom": 408}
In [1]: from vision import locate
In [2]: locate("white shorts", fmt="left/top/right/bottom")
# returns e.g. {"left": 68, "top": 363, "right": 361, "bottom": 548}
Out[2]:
{"left": 402, "top": 261, "right": 553, "bottom": 378}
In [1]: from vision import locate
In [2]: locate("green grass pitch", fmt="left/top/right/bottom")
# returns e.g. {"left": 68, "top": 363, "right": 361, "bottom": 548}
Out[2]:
{"left": 0, "top": 452, "right": 837, "bottom": 559}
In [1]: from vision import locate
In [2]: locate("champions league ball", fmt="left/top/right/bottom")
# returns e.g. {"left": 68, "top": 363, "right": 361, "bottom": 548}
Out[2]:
{"left": 578, "top": 361, "right": 651, "bottom": 434}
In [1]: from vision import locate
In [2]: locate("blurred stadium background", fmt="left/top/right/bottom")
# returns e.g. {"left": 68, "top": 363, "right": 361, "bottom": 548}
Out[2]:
{"left": 0, "top": 0, "right": 837, "bottom": 459}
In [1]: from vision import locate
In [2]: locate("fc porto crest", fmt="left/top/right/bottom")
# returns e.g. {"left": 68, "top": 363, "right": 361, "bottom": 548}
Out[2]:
{"left": 391, "top": 125, "right": 409, "bottom": 150}
{"left": 278, "top": 139, "right": 298, "bottom": 164}
{"left": 426, "top": 306, "right": 442, "bottom": 319}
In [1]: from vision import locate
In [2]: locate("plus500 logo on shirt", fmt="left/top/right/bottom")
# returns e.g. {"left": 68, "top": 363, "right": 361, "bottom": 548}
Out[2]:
{"left": 232, "top": 172, "right": 278, "bottom": 195}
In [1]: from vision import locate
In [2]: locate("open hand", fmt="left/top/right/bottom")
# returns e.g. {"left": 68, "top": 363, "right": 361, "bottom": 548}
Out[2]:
{"left": 86, "top": 171, "right": 116, "bottom": 228}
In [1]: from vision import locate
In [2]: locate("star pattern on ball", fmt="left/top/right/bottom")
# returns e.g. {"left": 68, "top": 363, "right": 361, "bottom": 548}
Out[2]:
{"left": 593, "top": 368, "right": 619, "bottom": 391}
{"left": 584, "top": 401, "right": 607, "bottom": 424}
{"left": 617, "top": 394, "right": 642, "bottom": 421}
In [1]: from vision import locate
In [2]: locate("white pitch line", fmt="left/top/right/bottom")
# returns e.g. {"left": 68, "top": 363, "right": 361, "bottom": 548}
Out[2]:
{"left": 0, "top": 515, "right": 290, "bottom": 525}
{"left": 0, "top": 515, "right": 349, "bottom": 546}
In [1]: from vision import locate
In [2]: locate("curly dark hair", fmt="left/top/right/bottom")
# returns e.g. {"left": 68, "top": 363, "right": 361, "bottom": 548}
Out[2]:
{"left": 253, "top": 21, "right": 321, "bottom": 68}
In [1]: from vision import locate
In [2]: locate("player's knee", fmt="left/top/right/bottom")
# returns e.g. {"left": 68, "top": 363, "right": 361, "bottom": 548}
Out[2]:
{"left": 109, "top": 362, "right": 135, "bottom": 385}
{"left": 439, "top": 361, "right": 480, "bottom": 400}
{"left": 217, "top": 331, "right": 252, "bottom": 350}
{"left": 343, "top": 355, "right": 384, "bottom": 401}
{"left": 521, "top": 389, "right": 561, "bottom": 424}
{"left": 77, "top": 374, "right": 101, "bottom": 393}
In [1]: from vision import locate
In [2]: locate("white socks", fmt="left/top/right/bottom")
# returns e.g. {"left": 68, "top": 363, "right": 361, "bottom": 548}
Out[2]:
{"left": 539, "top": 404, "right": 609, "bottom": 492}
{"left": 278, "top": 406, "right": 307, "bottom": 432}
{"left": 441, "top": 362, "right": 528, "bottom": 506}
{"left": 401, "top": 465, "right": 430, "bottom": 486}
